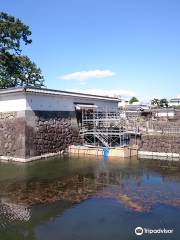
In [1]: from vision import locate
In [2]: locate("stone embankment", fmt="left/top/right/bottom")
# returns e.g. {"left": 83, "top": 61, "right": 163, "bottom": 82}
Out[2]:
{"left": 31, "top": 113, "right": 82, "bottom": 157}
{"left": 0, "top": 111, "right": 83, "bottom": 160}
{"left": 139, "top": 135, "right": 180, "bottom": 154}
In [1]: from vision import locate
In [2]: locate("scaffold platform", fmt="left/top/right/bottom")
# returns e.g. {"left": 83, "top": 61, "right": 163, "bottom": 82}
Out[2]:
{"left": 80, "top": 111, "right": 140, "bottom": 147}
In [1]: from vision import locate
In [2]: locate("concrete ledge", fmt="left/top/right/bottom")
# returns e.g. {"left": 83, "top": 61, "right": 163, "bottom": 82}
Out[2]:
{"left": 0, "top": 151, "right": 63, "bottom": 163}
{"left": 138, "top": 151, "right": 180, "bottom": 161}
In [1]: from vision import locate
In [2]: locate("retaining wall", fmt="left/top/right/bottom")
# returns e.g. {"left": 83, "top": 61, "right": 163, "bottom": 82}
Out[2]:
{"left": 139, "top": 135, "right": 180, "bottom": 154}
{"left": 0, "top": 110, "right": 82, "bottom": 161}
{"left": 26, "top": 111, "right": 82, "bottom": 157}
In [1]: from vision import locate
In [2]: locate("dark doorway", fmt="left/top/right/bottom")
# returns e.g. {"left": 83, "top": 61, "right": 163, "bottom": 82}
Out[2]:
{"left": 75, "top": 108, "right": 82, "bottom": 127}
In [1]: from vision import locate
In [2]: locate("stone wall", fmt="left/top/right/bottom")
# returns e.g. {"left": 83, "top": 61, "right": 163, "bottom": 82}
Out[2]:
{"left": 25, "top": 111, "right": 83, "bottom": 158}
{"left": 139, "top": 135, "right": 180, "bottom": 154}
{"left": 0, "top": 112, "right": 26, "bottom": 158}
{"left": 0, "top": 110, "right": 82, "bottom": 160}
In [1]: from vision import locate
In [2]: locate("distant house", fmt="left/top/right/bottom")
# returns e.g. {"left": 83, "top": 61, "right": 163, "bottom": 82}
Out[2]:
{"left": 118, "top": 99, "right": 128, "bottom": 109}
{"left": 169, "top": 98, "right": 180, "bottom": 107}
{"left": 152, "top": 108, "right": 175, "bottom": 118}
{"left": 125, "top": 104, "right": 150, "bottom": 112}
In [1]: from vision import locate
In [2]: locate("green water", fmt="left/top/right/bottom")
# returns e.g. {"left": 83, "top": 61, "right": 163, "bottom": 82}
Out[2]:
{"left": 0, "top": 156, "right": 180, "bottom": 240}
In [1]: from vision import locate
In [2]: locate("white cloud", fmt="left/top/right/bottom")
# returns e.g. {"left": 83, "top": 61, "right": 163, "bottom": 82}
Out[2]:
{"left": 68, "top": 88, "right": 136, "bottom": 98}
{"left": 60, "top": 69, "right": 115, "bottom": 82}
{"left": 177, "top": 94, "right": 180, "bottom": 98}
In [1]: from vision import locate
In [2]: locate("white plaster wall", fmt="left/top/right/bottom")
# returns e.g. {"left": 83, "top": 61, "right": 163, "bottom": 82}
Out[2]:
{"left": 0, "top": 92, "right": 118, "bottom": 113}
{"left": 155, "top": 112, "right": 174, "bottom": 117}
{"left": 26, "top": 94, "right": 118, "bottom": 112}
{"left": 169, "top": 102, "right": 180, "bottom": 107}
{"left": 0, "top": 94, "right": 26, "bottom": 112}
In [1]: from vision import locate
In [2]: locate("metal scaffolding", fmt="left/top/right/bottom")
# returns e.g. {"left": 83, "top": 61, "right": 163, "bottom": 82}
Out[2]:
{"left": 80, "top": 110, "right": 140, "bottom": 147}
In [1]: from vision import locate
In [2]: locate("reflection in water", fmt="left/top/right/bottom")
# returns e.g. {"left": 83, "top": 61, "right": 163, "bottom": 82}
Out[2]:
{"left": 0, "top": 157, "right": 180, "bottom": 240}
{"left": 2, "top": 175, "right": 98, "bottom": 205}
{"left": 0, "top": 157, "right": 180, "bottom": 219}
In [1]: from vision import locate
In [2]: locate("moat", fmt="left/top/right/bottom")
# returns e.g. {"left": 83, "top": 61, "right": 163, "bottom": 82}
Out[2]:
{"left": 0, "top": 156, "right": 180, "bottom": 240}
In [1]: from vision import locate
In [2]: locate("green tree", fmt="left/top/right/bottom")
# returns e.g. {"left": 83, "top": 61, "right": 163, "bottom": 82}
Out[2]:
{"left": 160, "top": 98, "right": 168, "bottom": 108}
{"left": 0, "top": 12, "right": 44, "bottom": 88}
{"left": 151, "top": 98, "right": 160, "bottom": 107}
{"left": 151, "top": 98, "right": 168, "bottom": 108}
{"left": 129, "top": 96, "right": 139, "bottom": 104}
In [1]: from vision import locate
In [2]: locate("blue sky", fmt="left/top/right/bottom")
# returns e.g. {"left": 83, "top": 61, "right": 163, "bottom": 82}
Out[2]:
{"left": 1, "top": 0, "right": 180, "bottom": 100}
